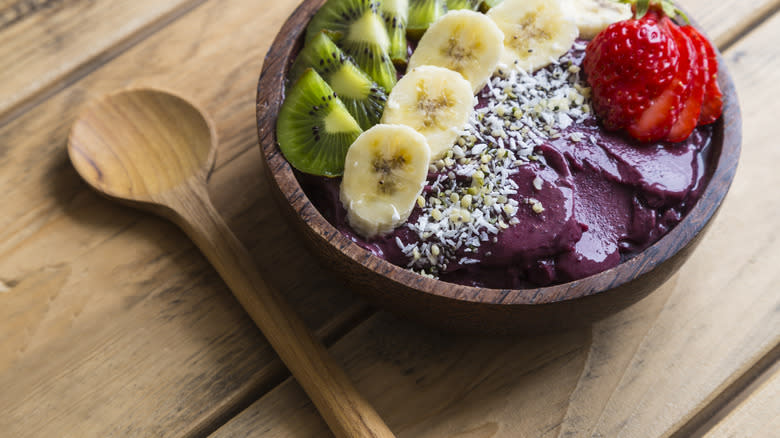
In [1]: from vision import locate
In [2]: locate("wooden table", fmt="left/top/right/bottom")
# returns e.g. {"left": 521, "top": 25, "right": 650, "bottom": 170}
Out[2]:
{"left": 0, "top": 1, "right": 777, "bottom": 436}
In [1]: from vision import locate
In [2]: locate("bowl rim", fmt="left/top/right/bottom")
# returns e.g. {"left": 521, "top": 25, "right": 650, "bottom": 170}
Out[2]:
{"left": 256, "top": 0, "right": 742, "bottom": 307}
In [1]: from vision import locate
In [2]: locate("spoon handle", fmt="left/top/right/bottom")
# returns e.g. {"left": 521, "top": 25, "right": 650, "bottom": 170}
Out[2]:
{"left": 164, "top": 182, "right": 395, "bottom": 438}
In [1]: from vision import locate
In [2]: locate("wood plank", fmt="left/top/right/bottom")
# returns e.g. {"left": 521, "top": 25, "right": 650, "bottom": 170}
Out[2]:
{"left": 0, "top": 0, "right": 205, "bottom": 125}
{"left": 210, "top": 5, "right": 780, "bottom": 438}
{"left": 704, "top": 361, "right": 780, "bottom": 438}
{"left": 210, "top": 284, "right": 677, "bottom": 437}
{"left": 682, "top": 0, "right": 780, "bottom": 48}
{"left": 2, "top": 0, "right": 770, "bottom": 128}
{"left": 0, "top": 1, "right": 774, "bottom": 437}
{"left": 0, "top": 0, "right": 375, "bottom": 436}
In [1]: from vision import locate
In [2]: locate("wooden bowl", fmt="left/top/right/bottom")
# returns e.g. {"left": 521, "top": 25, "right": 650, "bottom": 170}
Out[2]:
{"left": 256, "top": 0, "right": 742, "bottom": 334}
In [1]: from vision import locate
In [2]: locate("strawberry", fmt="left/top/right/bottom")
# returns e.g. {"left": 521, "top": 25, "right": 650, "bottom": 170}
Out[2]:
{"left": 584, "top": 0, "right": 723, "bottom": 143}
{"left": 628, "top": 16, "right": 694, "bottom": 141}
{"left": 666, "top": 22, "right": 706, "bottom": 142}
{"left": 686, "top": 25, "right": 723, "bottom": 124}
{"left": 584, "top": 11, "right": 679, "bottom": 131}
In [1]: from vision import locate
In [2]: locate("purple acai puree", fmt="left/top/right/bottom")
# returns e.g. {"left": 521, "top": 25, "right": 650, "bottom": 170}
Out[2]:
{"left": 297, "top": 41, "right": 713, "bottom": 288}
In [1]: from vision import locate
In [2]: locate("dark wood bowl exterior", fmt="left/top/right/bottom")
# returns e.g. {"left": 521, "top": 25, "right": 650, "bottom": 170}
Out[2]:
{"left": 256, "top": 0, "right": 742, "bottom": 334}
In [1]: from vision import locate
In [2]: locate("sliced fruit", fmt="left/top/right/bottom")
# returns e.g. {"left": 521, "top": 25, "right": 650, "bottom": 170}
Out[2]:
{"left": 407, "top": 10, "right": 504, "bottom": 93}
{"left": 306, "top": 0, "right": 397, "bottom": 92}
{"left": 584, "top": 4, "right": 719, "bottom": 142}
{"left": 627, "top": 17, "right": 694, "bottom": 142}
{"left": 686, "top": 25, "right": 723, "bottom": 125}
{"left": 561, "top": 0, "right": 632, "bottom": 39}
{"left": 407, "top": 0, "right": 447, "bottom": 39}
{"left": 290, "top": 31, "right": 387, "bottom": 130}
{"left": 584, "top": 10, "right": 679, "bottom": 131}
{"left": 381, "top": 0, "right": 410, "bottom": 65}
{"left": 447, "top": 0, "right": 482, "bottom": 10}
{"left": 667, "top": 25, "right": 707, "bottom": 142}
{"left": 340, "top": 124, "right": 431, "bottom": 238}
{"left": 487, "top": 0, "right": 579, "bottom": 73}
{"left": 381, "top": 65, "right": 474, "bottom": 160}
{"left": 277, "top": 69, "right": 362, "bottom": 177}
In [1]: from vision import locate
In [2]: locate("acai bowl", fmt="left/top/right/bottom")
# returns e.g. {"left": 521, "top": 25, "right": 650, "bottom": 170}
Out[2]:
{"left": 256, "top": 0, "right": 741, "bottom": 334}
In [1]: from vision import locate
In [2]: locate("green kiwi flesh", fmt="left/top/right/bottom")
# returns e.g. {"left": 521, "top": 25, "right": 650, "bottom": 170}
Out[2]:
{"left": 446, "top": 0, "right": 482, "bottom": 10}
{"left": 290, "top": 32, "right": 387, "bottom": 130}
{"left": 277, "top": 69, "right": 362, "bottom": 177}
{"left": 306, "top": 0, "right": 398, "bottom": 92}
{"left": 380, "top": 0, "right": 409, "bottom": 65}
{"left": 407, "top": 0, "right": 447, "bottom": 39}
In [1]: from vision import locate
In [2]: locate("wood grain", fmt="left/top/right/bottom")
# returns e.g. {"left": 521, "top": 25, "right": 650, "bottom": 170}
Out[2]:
{"left": 214, "top": 5, "right": 780, "bottom": 438}
{"left": 68, "top": 88, "right": 394, "bottom": 438}
{"left": 210, "top": 286, "right": 677, "bottom": 437}
{"left": 681, "top": 0, "right": 780, "bottom": 48}
{"left": 0, "top": 0, "right": 206, "bottom": 125}
{"left": 705, "top": 362, "right": 780, "bottom": 437}
{"left": 0, "top": 0, "right": 376, "bottom": 436}
{"left": 0, "top": 0, "right": 775, "bottom": 437}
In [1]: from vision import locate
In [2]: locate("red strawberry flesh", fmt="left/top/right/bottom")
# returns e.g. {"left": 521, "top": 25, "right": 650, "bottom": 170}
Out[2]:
{"left": 667, "top": 25, "right": 706, "bottom": 142}
{"left": 584, "top": 14, "right": 679, "bottom": 131}
{"left": 584, "top": 6, "right": 724, "bottom": 142}
{"left": 628, "top": 17, "right": 693, "bottom": 142}
{"left": 687, "top": 26, "right": 723, "bottom": 124}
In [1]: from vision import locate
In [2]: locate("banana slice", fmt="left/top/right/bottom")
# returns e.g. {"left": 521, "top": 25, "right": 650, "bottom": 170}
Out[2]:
{"left": 381, "top": 65, "right": 473, "bottom": 160}
{"left": 408, "top": 10, "right": 504, "bottom": 93}
{"left": 340, "top": 124, "right": 431, "bottom": 238}
{"left": 562, "top": 0, "right": 631, "bottom": 39}
{"left": 487, "top": 0, "right": 579, "bottom": 73}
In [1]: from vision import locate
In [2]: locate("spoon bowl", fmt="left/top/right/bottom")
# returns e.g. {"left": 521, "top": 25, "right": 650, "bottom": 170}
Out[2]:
{"left": 69, "top": 89, "right": 216, "bottom": 206}
{"left": 68, "top": 88, "right": 395, "bottom": 438}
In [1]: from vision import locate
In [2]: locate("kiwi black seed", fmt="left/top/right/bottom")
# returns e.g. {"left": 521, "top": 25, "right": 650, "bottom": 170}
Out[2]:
{"left": 380, "top": 0, "right": 409, "bottom": 66}
{"left": 446, "top": 0, "right": 482, "bottom": 11}
{"left": 407, "top": 0, "right": 447, "bottom": 40}
{"left": 306, "top": 0, "right": 398, "bottom": 92}
{"left": 277, "top": 69, "right": 362, "bottom": 177}
{"left": 478, "top": 0, "right": 503, "bottom": 12}
{"left": 290, "top": 31, "right": 387, "bottom": 130}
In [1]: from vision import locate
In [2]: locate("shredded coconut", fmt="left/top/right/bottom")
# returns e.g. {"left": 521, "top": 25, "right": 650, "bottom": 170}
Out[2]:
{"left": 401, "top": 44, "right": 591, "bottom": 277}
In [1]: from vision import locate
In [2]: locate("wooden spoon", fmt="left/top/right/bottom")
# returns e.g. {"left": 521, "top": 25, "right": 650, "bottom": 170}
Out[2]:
{"left": 67, "top": 88, "right": 394, "bottom": 438}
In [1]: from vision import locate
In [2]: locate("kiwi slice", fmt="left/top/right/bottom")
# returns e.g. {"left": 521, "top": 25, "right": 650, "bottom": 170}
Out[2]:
{"left": 306, "top": 0, "right": 397, "bottom": 92}
{"left": 380, "top": 0, "right": 409, "bottom": 66}
{"left": 290, "top": 32, "right": 387, "bottom": 130}
{"left": 479, "top": 0, "right": 503, "bottom": 12}
{"left": 407, "top": 0, "right": 447, "bottom": 39}
{"left": 277, "top": 69, "right": 362, "bottom": 177}
{"left": 446, "top": 0, "right": 482, "bottom": 10}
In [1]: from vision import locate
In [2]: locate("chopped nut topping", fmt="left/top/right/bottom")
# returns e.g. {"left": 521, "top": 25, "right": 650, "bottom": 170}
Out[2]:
{"left": 394, "top": 43, "right": 591, "bottom": 278}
